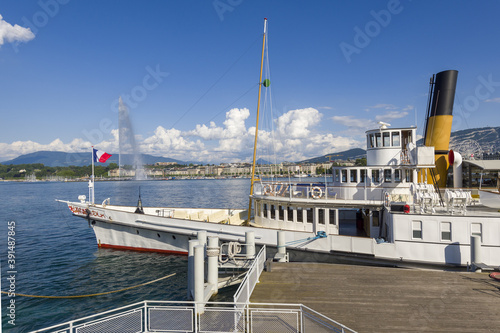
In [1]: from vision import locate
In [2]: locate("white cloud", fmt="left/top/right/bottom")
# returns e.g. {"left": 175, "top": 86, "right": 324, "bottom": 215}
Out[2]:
{"left": 331, "top": 115, "right": 376, "bottom": 129}
{"left": 366, "top": 103, "right": 398, "bottom": 111}
{"left": 375, "top": 111, "right": 409, "bottom": 122}
{"left": 0, "top": 138, "right": 92, "bottom": 162}
{"left": 485, "top": 97, "right": 500, "bottom": 103}
{"left": 0, "top": 14, "right": 35, "bottom": 47}
{"left": 276, "top": 107, "right": 322, "bottom": 138}
{"left": 0, "top": 107, "right": 366, "bottom": 164}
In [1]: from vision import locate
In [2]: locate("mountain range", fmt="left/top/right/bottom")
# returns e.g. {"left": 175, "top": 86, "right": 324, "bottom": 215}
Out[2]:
{"left": 1, "top": 151, "right": 185, "bottom": 167}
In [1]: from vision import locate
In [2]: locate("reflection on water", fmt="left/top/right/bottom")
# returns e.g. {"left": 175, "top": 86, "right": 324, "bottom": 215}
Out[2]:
{"left": 0, "top": 179, "right": 250, "bottom": 332}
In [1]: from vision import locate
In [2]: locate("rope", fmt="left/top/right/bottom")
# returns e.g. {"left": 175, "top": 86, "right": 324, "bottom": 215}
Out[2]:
{"left": 278, "top": 231, "right": 327, "bottom": 247}
{"left": 0, "top": 273, "right": 176, "bottom": 299}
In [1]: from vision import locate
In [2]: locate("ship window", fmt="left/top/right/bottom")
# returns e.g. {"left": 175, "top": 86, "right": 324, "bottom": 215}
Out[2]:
{"left": 297, "top": 207, "right": 303, "bottom": 223}
{"left": 406, "top": 170, "right": 413, "bottom": 182}
{"left": 392, "top": 132, "right": 400, "bottom": 147}
{"left": 441, "top": 222, "right": 451, "bottom": 241}
{"left": 384, "top": 169, "right": 392, "bottom": 182}
{"left": 369, "top": 134, "right": 375, "bottom": 148}
{"left": 334, "top": 169, "right": 340, "bottom": 182}
{"left": 372, "top": 170, "right": 380, "bottom": 183}
{"left": 329, "top": 209, "right": 337, "bottom": 225}
{"left": 287, "top": 206, "right": 294, "bottom": 222}
{"left": 372, "top": 210, "right": 380, "bottom": 227}
{"left": 412, "top": 221, "right": 422, "bottom": 239}
{"left": 350, "top": 169, "right": 357, "bottom": 182}
{"left": 263, "top": 203, "right": 268, "bottom": 218}
{"left": 341, "top": 170, "right": 347, "bottom": 182}
{"left": 319, "top": 209, "right": 325, "bottom": 224}
{"left": 383, "top": 132, "right": 391, "bottom": 147}
{"left": 375, "top": 133, "right": 382, "bottom": 147}
{"left": 395, "top": 169, "right": 402, "bottom": 183}
{"left": 360, "top": 169, "right": 366, "bottom": 183}
{"left": 270, "top": 205, "right": 276, "bottom": 219}
{"left": 306, "top": 208, "right": 313, "bottom": 223}
{"left": 278, "top": 206, "right": 285, "bottom": 221}
{"left": 471, "top": 223, "right": 482, "bottom": 240}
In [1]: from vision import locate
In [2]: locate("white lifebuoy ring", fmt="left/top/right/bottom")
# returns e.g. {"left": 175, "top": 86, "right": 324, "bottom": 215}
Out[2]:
{"left": 311, "top": 186, "right": 323, "bottom": 199}
{"left": 263, "top": 184, "right": 272, "bottom": 195}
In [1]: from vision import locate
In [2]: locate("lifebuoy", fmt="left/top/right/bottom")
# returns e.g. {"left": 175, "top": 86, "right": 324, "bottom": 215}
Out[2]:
{"left": 311, "top": 186, "right": 323, "bottom": 199}
{"left": 263, "top": 184, "right": 273, "bottom": 195}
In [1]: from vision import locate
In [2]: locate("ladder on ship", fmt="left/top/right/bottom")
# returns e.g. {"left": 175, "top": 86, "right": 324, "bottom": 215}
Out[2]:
{"left": 430, "top": 168, "right": 444, "bottom": 206}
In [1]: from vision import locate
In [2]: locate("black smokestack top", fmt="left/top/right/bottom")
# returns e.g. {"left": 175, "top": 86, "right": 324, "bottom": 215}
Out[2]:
{"left": 430, "top": 70, "right": 458, "bottom": 117}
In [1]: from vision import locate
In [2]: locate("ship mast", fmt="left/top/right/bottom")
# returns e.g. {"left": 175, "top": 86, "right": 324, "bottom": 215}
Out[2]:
{"left": 246, "top": 18, "right": 267, "bottom": 225}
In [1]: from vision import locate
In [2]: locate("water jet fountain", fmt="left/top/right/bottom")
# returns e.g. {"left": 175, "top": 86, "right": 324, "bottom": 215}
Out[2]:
{"left": 118, "top": 97, "right": 147, "bottom": 180}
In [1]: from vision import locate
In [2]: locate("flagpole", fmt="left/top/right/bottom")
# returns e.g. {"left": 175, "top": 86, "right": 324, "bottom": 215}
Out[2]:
{"left": 91, "top": 146, "right": 95, "bottom": 204}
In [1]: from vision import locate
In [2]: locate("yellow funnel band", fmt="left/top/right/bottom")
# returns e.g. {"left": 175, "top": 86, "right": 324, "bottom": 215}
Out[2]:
{"left": 424, "top": 115, "right": 453, "bottom": 151}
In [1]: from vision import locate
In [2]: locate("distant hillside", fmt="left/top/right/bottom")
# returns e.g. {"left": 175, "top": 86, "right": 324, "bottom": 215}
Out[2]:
{"left": 449, "top": 127, "right": 500, "bottom": 153}
{"left": 1, "top": 151, "right": 186, "bottom": 167}
{"left": 416, "top": 126, "right": 500, "bottom": 153}
{"left": 300, "top": 148, "right": 366, "bottom": 163}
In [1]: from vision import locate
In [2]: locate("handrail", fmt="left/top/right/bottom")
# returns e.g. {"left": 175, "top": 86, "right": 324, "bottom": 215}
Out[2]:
{"left": 31, "top": 298, "right": 357, "bottom": 333}
{"left": 233, "top": 245, "right": 266, "bottom": 306}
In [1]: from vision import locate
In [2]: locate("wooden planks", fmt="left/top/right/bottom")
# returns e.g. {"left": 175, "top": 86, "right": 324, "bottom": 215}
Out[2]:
{"left": 250, "top": 262, "right": 500, "bottom": 332}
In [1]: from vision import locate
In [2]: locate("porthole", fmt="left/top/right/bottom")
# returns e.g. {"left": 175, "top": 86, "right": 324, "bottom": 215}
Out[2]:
{"left": 157, "top": 233, "right": 161, "bottom": 238}
{"left": 136, "top": 230, "right": 139, "bottom": 234}
{"left": 172, "top": 235, "right": 176, "bottom": 240}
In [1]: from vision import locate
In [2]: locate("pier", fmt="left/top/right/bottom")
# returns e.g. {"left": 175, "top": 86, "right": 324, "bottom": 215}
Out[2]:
{"left": 250, "top": 262, "right": 500, "bottom": 332}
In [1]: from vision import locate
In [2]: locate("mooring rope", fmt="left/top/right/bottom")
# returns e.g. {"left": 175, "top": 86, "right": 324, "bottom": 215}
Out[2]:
{"left": 1, "top": 273, "right": 176, "bottom": 299}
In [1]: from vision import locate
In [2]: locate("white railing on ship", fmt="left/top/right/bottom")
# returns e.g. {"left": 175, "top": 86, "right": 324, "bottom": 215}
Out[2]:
{"left": 30, "top": 300, "right": 357, "bottom": 333}
{"left": 255, "top": 182, "right": 339, "bottom": 200}
{"left": 233, "top": 244, "right": 267, "bottom": 307}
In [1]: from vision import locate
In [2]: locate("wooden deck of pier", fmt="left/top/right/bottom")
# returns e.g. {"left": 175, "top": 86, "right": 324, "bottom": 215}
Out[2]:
{"left": 250, "top": 262, "right": 500, "bottom": 332}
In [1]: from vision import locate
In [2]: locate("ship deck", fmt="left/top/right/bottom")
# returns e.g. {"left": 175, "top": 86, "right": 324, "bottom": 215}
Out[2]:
{"left": 251, "top": 262, "right": 500, "bottom": 332}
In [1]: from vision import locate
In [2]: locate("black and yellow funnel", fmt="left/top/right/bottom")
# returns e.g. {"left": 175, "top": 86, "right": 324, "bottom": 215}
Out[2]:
{"left": 423, "top": 70, "right": 458, "bottom": 187}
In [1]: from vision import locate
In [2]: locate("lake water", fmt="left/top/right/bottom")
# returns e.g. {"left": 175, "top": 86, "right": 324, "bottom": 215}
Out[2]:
{"left": 0, "top": 179, "right": 251, "bottom": 332}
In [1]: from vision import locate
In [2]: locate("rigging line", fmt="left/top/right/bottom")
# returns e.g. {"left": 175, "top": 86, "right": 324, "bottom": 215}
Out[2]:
{"left": 170, "top": 35, "right": 261, "bottom": 129}
{"left": 207, "top": 83, "right": 259, "bottom": 123}
{"left": 0, "top": 273, "right": 176, "bottom": 299}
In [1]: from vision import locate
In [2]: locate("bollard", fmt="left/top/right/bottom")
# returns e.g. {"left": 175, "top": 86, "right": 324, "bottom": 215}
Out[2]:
{"left": 471, "top": 235, "right": 482, "bottom": 272}
{"left": 275, "top": 231, "right": 288, "bottom": 262}
{"left": 207, "top": 236, "right": 219, "bottom": 295}
{"left": 194, "top": 245, "right": 205, "bottom": 314}
{"left": 245, "top": 231, "right": 255, "bottom": 259}
{"left": 187, "top": 240, "right": 199, "bottom": 300}
{"left": 277, "top": 231, "right": 286, "bottom": 255}
{"left": 197, "top": 231, "right": 207, "bottom": 253}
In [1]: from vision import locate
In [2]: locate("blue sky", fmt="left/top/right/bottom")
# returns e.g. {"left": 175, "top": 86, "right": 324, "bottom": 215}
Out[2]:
{"left": 1, "top": 0, "right": 499, "bottom": 163}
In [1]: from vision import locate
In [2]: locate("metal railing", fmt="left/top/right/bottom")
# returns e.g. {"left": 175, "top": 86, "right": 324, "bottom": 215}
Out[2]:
{"left": 255, "top": 182, "right": 337, "bottom": 200}
{"left": 31, "top": 300, "right": 357, "bottom": 333}
{"left": 233, "top": 244, "right": 266, "bottom": 307}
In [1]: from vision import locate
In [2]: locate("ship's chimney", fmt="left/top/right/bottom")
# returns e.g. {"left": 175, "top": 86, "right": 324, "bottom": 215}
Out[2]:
{"left": 424, "top": 69, "right": 458, "bottom": 187}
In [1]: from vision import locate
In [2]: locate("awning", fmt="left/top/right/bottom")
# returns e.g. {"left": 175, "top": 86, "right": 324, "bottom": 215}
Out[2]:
{"left": 463, "top": 160, "right": 500, "bottom": 171}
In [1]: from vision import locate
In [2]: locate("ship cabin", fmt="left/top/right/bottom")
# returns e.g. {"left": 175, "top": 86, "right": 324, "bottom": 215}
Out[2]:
{"left": 251, "top": 124, "right": 436, "bottom": 239}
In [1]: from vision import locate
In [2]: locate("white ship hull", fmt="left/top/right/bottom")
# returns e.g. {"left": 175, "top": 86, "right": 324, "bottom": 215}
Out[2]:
{"left": 61, "top": 200, "right": 500, "bottom": 268}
